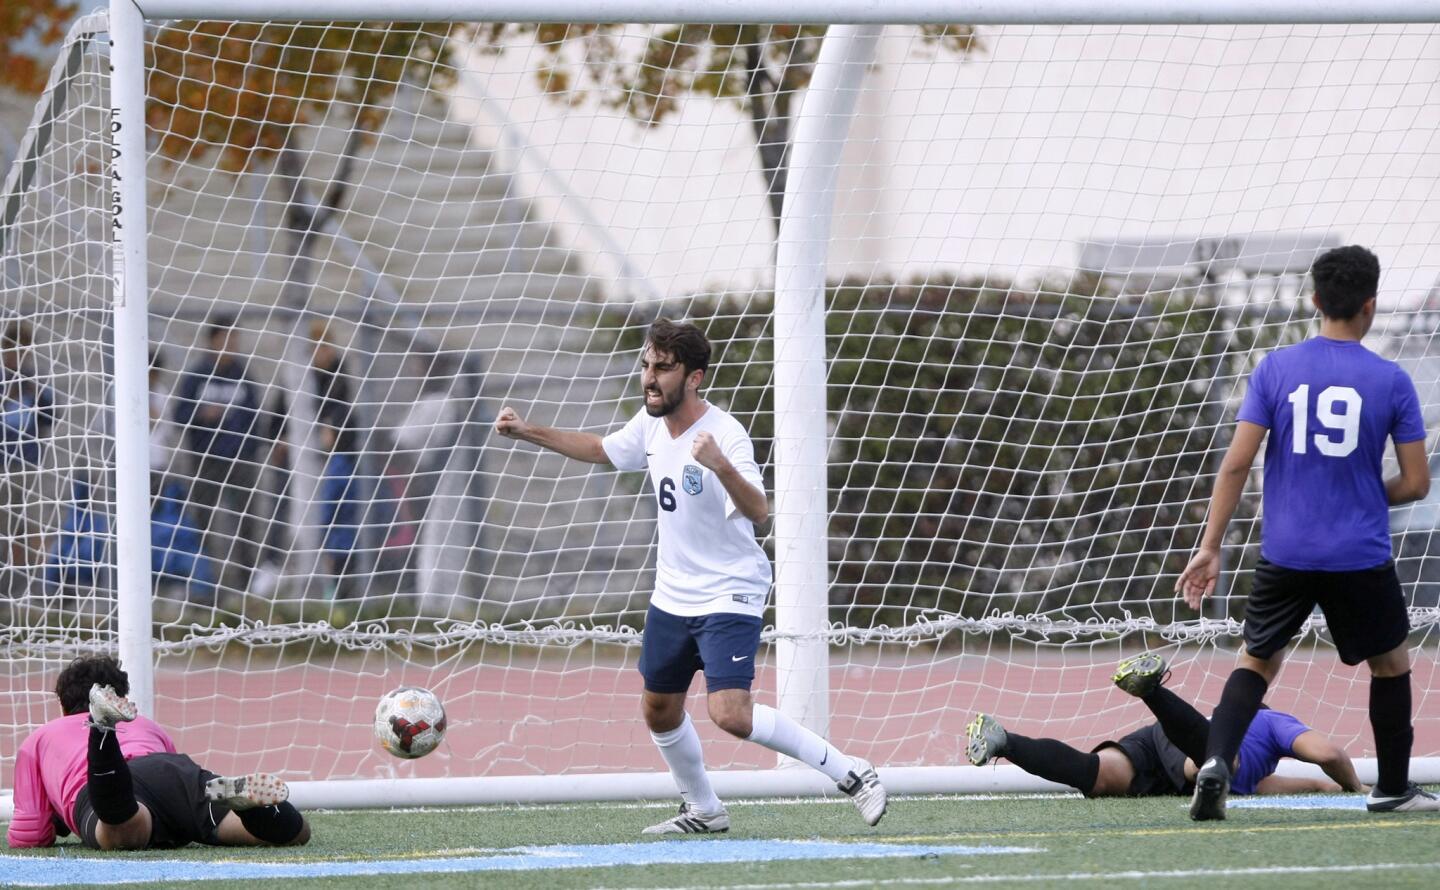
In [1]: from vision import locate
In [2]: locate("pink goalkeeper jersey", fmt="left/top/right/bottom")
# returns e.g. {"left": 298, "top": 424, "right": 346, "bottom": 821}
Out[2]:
{"left": 7, "top": 713, "right": 176, "bottom": 847}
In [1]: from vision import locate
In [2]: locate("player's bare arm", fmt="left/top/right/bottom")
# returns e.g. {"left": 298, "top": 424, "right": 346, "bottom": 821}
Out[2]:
{"left": 1386, "top": 439, "right": 1430, "bottom": 505}
{"left": 1253, "top": 774, "right": 1341, "bottom": 794}
{"left": 1288, "top": 730, "right": 1364, "bottom": 792}
{"left": 691, "top": 431, "right": 768, "bottom": 524}
{"left": 1177, "top": 420, "right": 1267, "bottom": 609}
{"left": 494, "top": 405, "right": 609, "bottom": 464}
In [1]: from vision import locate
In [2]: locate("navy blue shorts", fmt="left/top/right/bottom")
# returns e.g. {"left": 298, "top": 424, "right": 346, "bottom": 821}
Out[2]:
{"left": 639, "top": 604, "right": 763, "bottom": 694}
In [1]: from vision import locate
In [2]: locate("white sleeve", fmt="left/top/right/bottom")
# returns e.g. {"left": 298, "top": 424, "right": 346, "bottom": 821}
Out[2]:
{"left": 721, "top": 426, "right": 765, "bottom": 520}
{"left": 601, "top": 411, "right": 649, "bottom": 471}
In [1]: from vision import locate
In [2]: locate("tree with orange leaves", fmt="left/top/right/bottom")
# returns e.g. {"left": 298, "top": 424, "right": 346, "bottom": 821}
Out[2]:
{"left": 1, "top": 0, "right": 76, "bottom": 96}
{"left": 146, "top": 21, "right": 453, "bottom": 309}
{"left": 473, "top": 24, "right": 982, "bottom": 237}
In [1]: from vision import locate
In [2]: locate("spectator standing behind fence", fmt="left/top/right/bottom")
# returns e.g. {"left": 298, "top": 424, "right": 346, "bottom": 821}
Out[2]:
{"left": 247, "top": 386, "right": 292, "bottom": 598}
{"left": 316, "top": 419, "right": 363, "bottom": 605}
{"left": 148, "top": 351, "right": 179, "bottom": 490}
{"left": 308, "top": 320, "right": 352, "bottom": 429}
{"left": 2, "top": 320, "right": 56, "bottom": 568}
{"left": 148, "top": 350, "right": 215, "bottom": 601}
{"left": 171, "top": 316, "right": 268, "bottom": 599}
{"left": 308, "top": 324, "right": 361, "bottom": 606}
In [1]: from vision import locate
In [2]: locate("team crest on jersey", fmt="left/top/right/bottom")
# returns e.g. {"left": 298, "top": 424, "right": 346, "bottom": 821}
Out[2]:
{"left": 682, "top": 464, "right": 704, "bottom": 495}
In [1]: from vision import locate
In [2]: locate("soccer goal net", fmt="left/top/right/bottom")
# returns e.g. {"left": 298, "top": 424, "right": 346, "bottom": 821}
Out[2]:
{"left": 4, "top": 1, "right": 1440, "bottom": 808}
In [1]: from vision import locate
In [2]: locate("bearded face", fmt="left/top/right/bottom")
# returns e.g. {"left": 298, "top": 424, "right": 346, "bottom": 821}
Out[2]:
{"left": 640, "top": 346, "right": 692, "bottom": 417}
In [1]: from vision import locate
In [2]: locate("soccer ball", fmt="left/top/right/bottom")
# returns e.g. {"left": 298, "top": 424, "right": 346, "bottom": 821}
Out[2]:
{"left": 374, "top": 686, "right": 447, "bottom": 759}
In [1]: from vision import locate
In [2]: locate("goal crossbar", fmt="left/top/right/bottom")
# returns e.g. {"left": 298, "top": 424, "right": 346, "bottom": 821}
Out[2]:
{"left": 126, "top": 1, "right": 1440, "bottom": 26}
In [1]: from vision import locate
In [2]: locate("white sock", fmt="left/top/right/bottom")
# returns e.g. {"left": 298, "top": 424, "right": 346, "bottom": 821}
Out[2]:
{"left": 650, "top": 713, "right": 723, "bottom": 813}
{"left": 747, "top": 703, "right": 855, "bottom": 783}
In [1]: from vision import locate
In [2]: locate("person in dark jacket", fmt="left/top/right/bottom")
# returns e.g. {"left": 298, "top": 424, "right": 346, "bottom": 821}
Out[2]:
{"left": 2, "top": 320, "right": 56, "bottom": 567}
{"left": 316, "top": 418, "right": 363, "bottom": 600}
{"left": 152, "top": 477, "right": 217, "bottom": 602}
{"left": 171, "top": 316, "right": 268, "bottom": 596}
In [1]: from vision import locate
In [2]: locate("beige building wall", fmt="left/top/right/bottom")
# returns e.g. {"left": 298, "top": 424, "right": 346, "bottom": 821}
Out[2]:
{"left": 460, "top": 24, "right": 1440, "bottom": 302}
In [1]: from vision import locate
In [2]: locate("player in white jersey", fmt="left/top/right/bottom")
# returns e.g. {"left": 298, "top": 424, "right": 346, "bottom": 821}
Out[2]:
{"left": 495, "top": 319, "right": 886, "bottom": 834}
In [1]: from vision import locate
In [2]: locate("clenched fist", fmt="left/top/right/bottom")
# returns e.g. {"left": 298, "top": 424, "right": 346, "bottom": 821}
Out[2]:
{"left": 691, "top": 431, "right": 727, "bottom": 472}
{"left": 495, "top": 406, "right": 529, "bottom": 440}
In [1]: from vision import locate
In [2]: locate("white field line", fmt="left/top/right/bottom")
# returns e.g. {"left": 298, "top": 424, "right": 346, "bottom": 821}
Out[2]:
{"left": 307, "top": 792, "right": 1078, "bottom": 816}
{"left": 589, "top": 860, "right": 1440, "bottom": 890}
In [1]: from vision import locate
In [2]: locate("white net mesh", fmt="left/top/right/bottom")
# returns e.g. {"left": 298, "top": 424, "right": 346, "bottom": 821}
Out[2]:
{"left": 2, "top": 9, "right": 117, "bottom": 767}
{"left": 4, "top": 16, "right": 1440, "bottom": 792}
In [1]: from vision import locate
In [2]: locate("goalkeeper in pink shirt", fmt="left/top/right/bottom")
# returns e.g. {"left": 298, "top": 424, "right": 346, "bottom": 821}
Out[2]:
{"left": 7, "top": 655, "right": 309, "bottom": 850}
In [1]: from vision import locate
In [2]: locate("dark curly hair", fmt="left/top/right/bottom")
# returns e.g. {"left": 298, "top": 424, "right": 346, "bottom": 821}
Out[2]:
{"left": 54, "top": 654, "right": 129, "bottom": 716}
{"left": 1311, "top": 245, "right": 1380, "bottom": 321}
{"left": 646, "top": 318, "right": 711, "bottom": 376}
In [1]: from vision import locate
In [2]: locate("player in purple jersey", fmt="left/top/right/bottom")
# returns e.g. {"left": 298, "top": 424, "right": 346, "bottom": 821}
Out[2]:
{"left": 1177, "top": 245, "right": 1439, "bottom": 819}
{"left": 965, "top": 653, "right": 1361, "bottom": 798}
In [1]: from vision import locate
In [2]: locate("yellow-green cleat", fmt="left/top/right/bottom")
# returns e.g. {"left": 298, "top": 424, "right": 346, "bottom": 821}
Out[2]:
{"left": 965, "top": 713, "right": 1009, "bottom": 767}
{"left": 1112, "top": 652, "right": 1169, "bottom": 698}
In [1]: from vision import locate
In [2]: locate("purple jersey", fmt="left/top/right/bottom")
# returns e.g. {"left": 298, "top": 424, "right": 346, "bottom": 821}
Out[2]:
{"left": 1232, "top": 709, "right": 1310, "bottom": 794}
{"left": 1237, "top": 337, "right": 1426, "bottom": 571}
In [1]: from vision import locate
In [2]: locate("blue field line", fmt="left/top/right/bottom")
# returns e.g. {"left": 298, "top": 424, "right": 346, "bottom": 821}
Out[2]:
{"left": 1231, "top": 794, "right": 1367, "bottom": 810}
{"left": 0, "top": 839, "right": 1038, "bottom": 886}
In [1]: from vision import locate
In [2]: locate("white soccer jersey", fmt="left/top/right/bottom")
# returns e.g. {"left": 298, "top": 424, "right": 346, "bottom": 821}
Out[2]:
{"left": 602, "top": 403, "right": 772, "bottom": 618}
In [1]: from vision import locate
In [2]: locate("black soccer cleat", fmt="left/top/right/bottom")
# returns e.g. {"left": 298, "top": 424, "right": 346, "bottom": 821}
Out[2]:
{"left": 1190, "top": 756, "right": 1231, "bottom": 821}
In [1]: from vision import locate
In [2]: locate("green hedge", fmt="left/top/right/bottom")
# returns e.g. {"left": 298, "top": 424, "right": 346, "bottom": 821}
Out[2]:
{"left": 596, "top": 276, "right": 1309, "bottom": 628}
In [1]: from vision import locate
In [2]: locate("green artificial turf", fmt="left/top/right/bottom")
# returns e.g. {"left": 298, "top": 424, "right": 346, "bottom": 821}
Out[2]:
{"left": 4, "top": 793, "right": 1439, "bottom": 889}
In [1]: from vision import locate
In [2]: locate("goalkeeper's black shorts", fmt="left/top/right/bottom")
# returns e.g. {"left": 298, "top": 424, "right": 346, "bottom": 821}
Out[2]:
{"left": 73, "top": 752, "right": 228, "bottom": 849}
{"left": 1092, "top": 723, "right": 1190, "bottom": 797}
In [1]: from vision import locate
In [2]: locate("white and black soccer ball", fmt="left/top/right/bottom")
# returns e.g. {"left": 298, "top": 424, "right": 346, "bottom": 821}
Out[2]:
{"left": 373, "top": 686, "right": 447, "bottom": 759}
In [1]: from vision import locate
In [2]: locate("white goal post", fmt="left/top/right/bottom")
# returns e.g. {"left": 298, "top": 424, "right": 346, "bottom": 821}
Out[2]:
{"left": 3, "top": 0, "right": 1440, "bottom": 815}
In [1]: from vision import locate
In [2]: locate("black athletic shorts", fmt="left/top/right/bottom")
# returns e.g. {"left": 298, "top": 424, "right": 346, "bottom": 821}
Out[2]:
{"left": 1092, "top": 723, "right": 1190, "bottom": 797}
{"left": 1244, "top": 558, "right": 1410, "bottom": 666}
{"left": 72, "top": 752, "right": 229, "bottom": 849}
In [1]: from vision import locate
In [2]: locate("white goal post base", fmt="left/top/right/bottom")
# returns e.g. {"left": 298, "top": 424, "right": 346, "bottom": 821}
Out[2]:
{"left": 269, "top": 758, "right": 1440, "bottom": 809}
{"left": 8, "top": 761, "right": 1431, "bottom": 817}
{"left": 4, "top": 759, "right": 1440, "bottom": 819}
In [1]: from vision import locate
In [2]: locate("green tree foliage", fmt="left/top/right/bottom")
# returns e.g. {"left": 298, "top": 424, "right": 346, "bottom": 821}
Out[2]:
{"left": 597, "top": 278, "right": 1307, "bottom": 629}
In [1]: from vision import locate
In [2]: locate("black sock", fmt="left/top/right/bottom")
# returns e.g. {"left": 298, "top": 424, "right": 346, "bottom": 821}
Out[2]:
{"left": 87, "top": 726, "right": 139, "bottom": 825}
{"left": 236, "top": 802, "right": 305, "bottom": 844}
{"left": 1143, "top": 686, "right": 1211, "bottom": 767}
{"left": 1204, "top": 668, "right": 1269, "bottom": 767}
{"left": 1003, "top": 733, "right": 1100, "bottom": 795}
{"left": 1370, "top": 672, "right": 1414, "bottom": 795}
